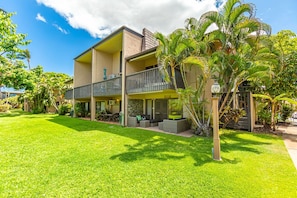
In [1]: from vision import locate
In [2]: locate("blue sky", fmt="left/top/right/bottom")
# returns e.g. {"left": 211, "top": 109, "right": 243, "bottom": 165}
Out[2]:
{"left": 1, "top": 0, "right": 296, "bottom": 77}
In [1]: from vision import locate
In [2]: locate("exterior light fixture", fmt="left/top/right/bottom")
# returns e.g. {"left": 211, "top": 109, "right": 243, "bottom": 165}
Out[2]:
{"left": 211, "top": 81, "right": 221, "bottom": 94}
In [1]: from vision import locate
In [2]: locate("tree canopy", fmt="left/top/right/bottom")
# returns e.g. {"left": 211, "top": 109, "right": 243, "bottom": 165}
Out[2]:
{"left": 0, "top": 10, "right": 31, "bottom": 89}
{"left": 19, "top": 66, "right": 71, "bottom": 113}
{"left": 155, "top": 0, "right": 275, "bottom": 134}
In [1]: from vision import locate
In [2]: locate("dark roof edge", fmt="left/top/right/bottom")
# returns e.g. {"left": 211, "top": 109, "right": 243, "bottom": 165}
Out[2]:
{"left": 74, "top": 26, "right": 143, "bottom": 60}
{"left": 126, "top": 46, "right": 157, "bottom": 61}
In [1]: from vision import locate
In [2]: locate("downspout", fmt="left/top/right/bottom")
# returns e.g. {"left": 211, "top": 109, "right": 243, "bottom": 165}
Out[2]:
{"left": 121, "top": 31, "right": 127, "bottom": 126}
{"left": 73, "top": 59, "right": 76, "bottom": 117}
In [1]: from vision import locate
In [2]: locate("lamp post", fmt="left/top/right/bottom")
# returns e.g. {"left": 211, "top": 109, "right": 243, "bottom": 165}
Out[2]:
{"left": 211, "top": 81, "right": 221, "bottom": 160}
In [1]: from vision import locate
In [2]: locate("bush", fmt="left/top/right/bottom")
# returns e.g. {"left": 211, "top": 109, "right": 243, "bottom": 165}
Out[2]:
{"left": 6, "top": 96, "right": 20, "bottom": 108}
{"left": 32, "top": 107, "right": 45, "bottom": 114}
{"left": 58, "top": 103, "right": 72, "bottom": 115}
{"left": 257, "top": 107, "right": 272, "bottom": 128}
{"left": 281, "top": 104, "right": 293, "bottom": 122}
{"left": 0, "top": 104, "right": 11, "bottom": 112}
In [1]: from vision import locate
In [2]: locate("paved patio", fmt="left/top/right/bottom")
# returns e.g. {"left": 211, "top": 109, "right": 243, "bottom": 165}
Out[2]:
{"left": 279, "top": 125, "right": 297, "bottom": 169}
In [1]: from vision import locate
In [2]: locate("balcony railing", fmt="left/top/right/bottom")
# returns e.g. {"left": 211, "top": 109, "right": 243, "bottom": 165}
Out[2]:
{"left": 93, "top": 77, "right": 122, "bottom": 96}
{"left": 126, "top": 67, "right": 174, "bottom": 94}
{"left": 74, "top": 84, "right": 91, "bottom": 99}
{"left": 65, "top": 89, "right": 73, "bottom": 100}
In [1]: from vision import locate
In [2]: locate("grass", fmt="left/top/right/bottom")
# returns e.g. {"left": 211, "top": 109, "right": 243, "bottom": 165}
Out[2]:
{"left": 0, "top": 110, "right": 296, "bottom": 197}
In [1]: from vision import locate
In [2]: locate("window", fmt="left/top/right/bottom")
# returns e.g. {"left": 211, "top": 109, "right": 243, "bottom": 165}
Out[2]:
{"left": 96, "top": 101, "right": 106, "bottom": 113}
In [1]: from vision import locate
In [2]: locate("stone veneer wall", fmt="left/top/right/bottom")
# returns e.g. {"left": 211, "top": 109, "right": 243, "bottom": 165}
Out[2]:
{"left": 128, "top": 99, "right": 143, "bottom": 116}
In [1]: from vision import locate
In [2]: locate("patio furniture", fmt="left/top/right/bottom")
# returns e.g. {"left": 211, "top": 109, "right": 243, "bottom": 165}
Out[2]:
{"left": 158, "top": 122, "right": 163, "bottom": 130}
{"left": 140, "top": 120, "right": 150, "bottom": 128}
{"left": 128, "top": 116, "right": 140, "bottom": 127}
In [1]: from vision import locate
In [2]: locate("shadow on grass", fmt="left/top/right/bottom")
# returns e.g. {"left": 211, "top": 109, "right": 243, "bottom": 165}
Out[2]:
{"left": 221, "top": 132, "right": 272, "bottom": 155}
{"left": 283, "top": 133, "right": 297, "bottom": 143}
{"left": 47, "top": 115, "right": 274, "bottom": 166}
{"left": 0, "top": 109, "right": 31, "bottom": 118}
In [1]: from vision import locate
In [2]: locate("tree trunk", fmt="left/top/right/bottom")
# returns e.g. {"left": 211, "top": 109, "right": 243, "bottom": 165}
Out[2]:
{"left": 271, "top": 102, "right": 276, "bottom": 131}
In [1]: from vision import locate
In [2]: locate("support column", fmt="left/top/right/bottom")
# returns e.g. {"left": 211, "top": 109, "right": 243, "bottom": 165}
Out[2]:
{"left": 91, "top": 48, "right": 96, "bottom": 121}
{"left": 91, "top": 96, "right": 96, "bottom": 121}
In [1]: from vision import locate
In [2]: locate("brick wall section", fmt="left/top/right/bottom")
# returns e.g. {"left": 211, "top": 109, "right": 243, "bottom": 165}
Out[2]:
{"left": 142, "top": 28, "right": 158, "bottom": 51}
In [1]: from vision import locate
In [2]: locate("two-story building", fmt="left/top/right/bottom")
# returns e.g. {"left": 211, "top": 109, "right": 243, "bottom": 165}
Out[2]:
{"left": 66, "top": 26, "right": 183, "bottom": 127}
{"left": 66, "top": 26, "right": 254, "bottom": 133}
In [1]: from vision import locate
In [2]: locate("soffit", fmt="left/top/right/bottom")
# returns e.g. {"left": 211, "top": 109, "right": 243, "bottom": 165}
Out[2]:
{"left": 94, "top": 32, "right": 123, "bottom": 53}
{"left": 75, "top": 50, "right": 92, "bottom": 64}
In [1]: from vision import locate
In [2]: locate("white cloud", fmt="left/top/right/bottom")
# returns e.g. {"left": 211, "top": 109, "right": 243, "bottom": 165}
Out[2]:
{"left": 36, "top": 0, "right": 218, "bottom": 38}
{"left": 36, "top": 13, "right": 47, "bottom": 23}
{"left": 53, "top": 24, "right": 68, "bottom": 34}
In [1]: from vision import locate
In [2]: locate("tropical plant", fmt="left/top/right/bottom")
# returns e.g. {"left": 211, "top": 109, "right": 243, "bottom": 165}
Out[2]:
{"left": 17, "top": 49, "right": 31, "bottom": 70}
{"left": 0, "top": 11, "right": 30, "bottom": 59}
{"left": 58, "top": 103, "right": 72, "bottom": 115}
{"left": 251, "top": 30, "right": 297, "bottom": 130}
{"left": 280, "top": 104, "right": 294, "bottom": 122}
{"left": 201, "top": 0, "right": 272, "bottom": 118}
{"left": 0, "top": 10, "right": 31, "bottom": 90}
{"left": 253, "top": 93, "right": 297, "bottom": 131}
{"left": 155, "top": 0, "right": 273, "bottom": 134}
{"left": 21, "top": 66, "right": 71, "bottom": 113}
{"left": 155, "top": 22, "right": 213, "bottom": 136}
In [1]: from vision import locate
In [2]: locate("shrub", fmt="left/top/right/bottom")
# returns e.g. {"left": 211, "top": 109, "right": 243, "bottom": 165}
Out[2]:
{"left": 58, "top": 103, "right": 72, "bottom": 115}
{"left": 0, "top": 104, "right": 11, "bottom": 112}
{"left": 32, "top": 107, "right": 45, "bottom": 114}
{"left": 258, "top": 108, "right": 272, "bottom": 128}
{"left": 281, "top": 104, "right": 293, "bottom": 122}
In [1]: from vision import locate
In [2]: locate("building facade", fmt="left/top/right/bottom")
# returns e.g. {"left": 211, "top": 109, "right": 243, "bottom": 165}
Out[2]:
{"left": 66, "top": 26, "right": 254, "bottom": 132}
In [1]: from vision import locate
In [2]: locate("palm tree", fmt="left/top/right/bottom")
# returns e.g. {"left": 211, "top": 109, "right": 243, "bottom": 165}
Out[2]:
{"left": 155, "top": 0, "right": 275, "bottom": 133}
{"left": 253, "top": 93, "right": 297, "bottom": 131}
{"left": 155, "top": 29, "right": 188, "bottom": 90}
{"left": 17, "top": 49, "right": 31, "bottom": 70}
{"left": 197, "top": 0, "right": 272, "bottom": 118}
{"left": 155, "top": 20, "right": 214, "bottom": 135}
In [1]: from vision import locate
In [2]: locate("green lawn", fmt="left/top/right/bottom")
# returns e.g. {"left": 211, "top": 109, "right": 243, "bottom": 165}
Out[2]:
{"left": 0, "top": 110, "right": 296, "bottom": 197}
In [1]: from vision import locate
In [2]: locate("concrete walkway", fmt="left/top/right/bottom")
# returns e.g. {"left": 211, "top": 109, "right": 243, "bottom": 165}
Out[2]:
{"left": 280, "top": 125, "right": 297, "bottom": 169}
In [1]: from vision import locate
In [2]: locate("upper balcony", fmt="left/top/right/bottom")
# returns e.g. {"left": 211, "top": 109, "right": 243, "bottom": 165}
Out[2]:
{"left": 126, "top": 67, "right": 174, "bottom": 94}
{"left": 65, "top": 89, "right": 73, "bottom": 100}
{"left": 93, "top": 76, "right": 122, "bottom": 97}
{"left": 74, "top": 84, "right": 91, "bottom": 99}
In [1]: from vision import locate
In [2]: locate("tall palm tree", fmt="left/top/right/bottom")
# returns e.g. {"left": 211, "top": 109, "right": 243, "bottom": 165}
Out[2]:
{"left": 198, "top": 0, "right": 272, "bottom": 118}
{"left": 155, "top": 19, "right": 214, "bottom": 135}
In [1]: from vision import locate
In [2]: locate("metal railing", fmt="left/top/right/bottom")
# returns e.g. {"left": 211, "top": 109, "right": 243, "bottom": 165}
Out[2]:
{"left": 93, "top": 77, "right": 122, "bottom": 96}
{"left": 65, "top": 89, "right": 73, "bottom": 100}
{"left": 126, "top": 67, "right": 174, "bottom": 94}
{"left": 74, "top": 84, "right": 91, "bottom": 99}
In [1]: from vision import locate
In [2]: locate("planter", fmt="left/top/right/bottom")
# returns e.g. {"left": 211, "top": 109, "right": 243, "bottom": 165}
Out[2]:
{"left": 163, "top": 119, "right": 190, "bottom": 133}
